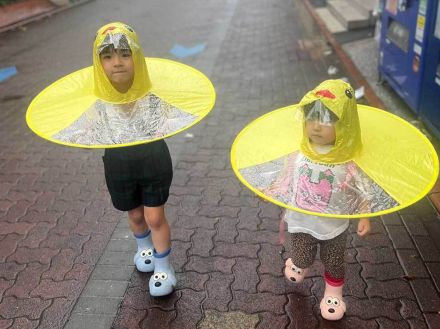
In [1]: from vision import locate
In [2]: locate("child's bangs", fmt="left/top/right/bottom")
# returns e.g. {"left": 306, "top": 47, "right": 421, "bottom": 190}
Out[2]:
{"left": 97, "top": 33, "right": 133, "bottom": 54}
{"left": 302, "top": 101, "right": 338, "bottom": 125}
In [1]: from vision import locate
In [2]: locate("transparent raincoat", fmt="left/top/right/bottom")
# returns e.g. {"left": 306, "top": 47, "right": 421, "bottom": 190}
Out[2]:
{"left": 231, "top": 80, "right": 438, "bottom": 218}
{"left": 26, "top": 22, "right": 215, "bottom": 148}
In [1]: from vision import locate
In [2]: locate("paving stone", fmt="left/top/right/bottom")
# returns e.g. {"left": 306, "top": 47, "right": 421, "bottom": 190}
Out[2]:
{"left": 361, "top": 261, "right": 405, "bottom": 281}
{"left": 259, "top": 202, "right": 282, "bottom": 220}
{"left": 424, "top": 313, "right": 440, "bottom": 329}
{"left": 185, "top": 255, "right": 235, "bottom": 274}
{"left": 345, "top": 263, "right": 368, "bottom": 298}
{"left": 385, "top": 226, "right": 415, "bottom": 249}
{"left": 351, "top": 232, "right": 393, "bottom": 249}
{"left": 0, "top": 296, "right": 51, "bottom": 320}
{"left": 199, "top": 310, "right": 259, "bottom": 329}
{"left": 42, "top": 248, "right": 77, "bottom": 281}
{"left": 236, "top": 229, "right": 278, "bottom": 245}
{"left": 345, "top": 296, "right": 402, "bottom": 320}
{"left": 365, "top": 278, "right": 415, "bottom": 300}
{"left": 64, "top": 314, "right": 115, "bottom": 329}
{"left": 175, "top": 271, "right": 209, "bottom": 291}
{"left": 407, "top": 319, "right": 429, "bottom": 329}
{"left": 111, "top": 307, "right": 146, "bottom": 329}
{"left": 232, "top": 257, "right": 259, "bottom": 293}
{"left": 81, "top": 280, "right": 128, "bottom": 298}
{"left": 356, "top": 246, "right": 399, "bottom": 264}
{"left": 31, "top": 279, "right": 82, "bottom": 300}
{"left": 286, "top": 295, "right": 319, "bottom": 328}
{"left": 255, "top": 312, "right": 289, "bottom": 329}
{"left": 189, "top": 228, "right": 215, "bottom": 257}
{"left": 5, "top": 262, "right": 49, "bottom": 298}
{"left": 376, "top": 318, "right": 410, "bottom": 329}
{"left": 170, "top": 241, "right": 192, "bottom": 273}
{"left": 74, "top": 296, "right": 122, "bottom": 315}
{"left": 38, "top": 297, "right": 75, "bottom": 329}
{"left": 258, "top": 273, "right": 313, "bottom": 296}
{"left": 258, "top": 243, "right": 284, "bottom": 276}
{"left": 171, "top": 227, "right": 194, "bottom": 242}
{"left": 198, "top": 205, "right": 240, "bottom": 219}
{"left": 174, "top": 215, "right": 218, "bottom": 230}
{"left": 230, "top": 291, "right": 287, "bottom": 315}
{"left": 6, "top": 246, "right": 58, "bottom": 264}
{"left": 202, "top": 272, "right": 234, "bottom": 312}
{"left": 212, "top": 241, "right": 260, "bottom": 259}
{"left": 399, "top": 299, "right": 423, "bottom": 320}
{"left": 98, "top": 251, "right": 134, "bottom": 266}
{"left": 237, "top": 207, "right": 261, "bottom": 231}
{"left": 90, "top": 264, "right": 135, "bottom": 281}
{"left": 0, "top": 234, "right": 22, "bottom": 262}
{"left": 413, "top": 236, "right": 440, "bottom": 262}
{"left": 106, "top": 239, "right": 135, "bottom": 252}
{"left": 170, "top": 289, "right": 205, "bottom": 329}
{"left": 401, "top": 214, "right": 429, "bottom": 236}
{"left": 140, "top": 308, "right": 175, "bottom": 329}
{"left": 214, "top": 218, "right": 239, "bottom": 243}
{"left": 397, "top": 250, "right": 430, "bottom": 279}
{"left": 410, "top": 279, "right": 440, "bottom": 313}
{"left": 8, "top": 318, "right": 39, "bottom": 329}
{"left": 64, "top": 263, "right": 94, "bottom": 282}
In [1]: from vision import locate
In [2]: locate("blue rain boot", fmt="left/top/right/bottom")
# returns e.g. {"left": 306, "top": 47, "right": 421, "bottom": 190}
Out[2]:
{"left": 149, "top": 248, "right": 176, "bottom": 297}
{"left": 133, "top": 230, "right": 155, "bottom": 272}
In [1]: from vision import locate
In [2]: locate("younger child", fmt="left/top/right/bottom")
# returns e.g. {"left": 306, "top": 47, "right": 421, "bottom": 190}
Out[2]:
{"left": 279, "top": 98, "right": 371, "bottom": 321}
{"left": 240, "top": 80, "right": 399, "bottom": 320}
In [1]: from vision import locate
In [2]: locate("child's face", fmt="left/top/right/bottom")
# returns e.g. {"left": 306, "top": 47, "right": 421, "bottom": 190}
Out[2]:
{"left": 100, "top": 47, "right": 134, "bottom": 93}
{"left": 305, "top": 120, "right": 336, "bottom": 146}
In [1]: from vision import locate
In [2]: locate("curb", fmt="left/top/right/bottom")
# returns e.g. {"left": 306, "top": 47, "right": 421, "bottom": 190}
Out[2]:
{"left": 0, "top": 0, "right": 94, "bottom": 34}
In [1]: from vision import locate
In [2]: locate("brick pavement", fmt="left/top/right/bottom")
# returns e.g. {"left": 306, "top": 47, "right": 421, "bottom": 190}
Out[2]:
{"left": 0, "top": 0, "right": 440, "bottom": 328}
{"left": 112, "top": 0, "right": 440, "bottom": 328}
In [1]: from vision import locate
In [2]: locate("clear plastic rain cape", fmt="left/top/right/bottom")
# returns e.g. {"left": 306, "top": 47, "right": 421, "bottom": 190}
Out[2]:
{"left": 26, "top": 22, "right": 216, "bottom": 148}
{"left": 231, "top": 80, "right": 439, "bottom": 219}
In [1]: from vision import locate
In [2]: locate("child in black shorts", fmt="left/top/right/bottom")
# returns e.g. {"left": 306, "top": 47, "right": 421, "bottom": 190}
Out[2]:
{"left": 96, "top": 23, "right": 176, "bottom": 297}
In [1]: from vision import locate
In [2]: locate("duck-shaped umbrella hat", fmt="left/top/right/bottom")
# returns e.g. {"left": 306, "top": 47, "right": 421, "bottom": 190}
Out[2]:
{"left": 26, "top": 22, "right": 216, "bottom": 148}
{"left": 231, "top": 79, "right": 439, "bottom": 218}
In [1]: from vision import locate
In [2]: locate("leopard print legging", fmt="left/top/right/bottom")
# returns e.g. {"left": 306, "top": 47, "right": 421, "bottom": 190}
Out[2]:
{"left": 288, "top": 230, "right": 348, "bottom": 279}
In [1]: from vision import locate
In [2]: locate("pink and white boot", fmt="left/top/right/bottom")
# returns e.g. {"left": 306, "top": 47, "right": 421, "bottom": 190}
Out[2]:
{"left": 284, "top": 258, "right": 308, "bottom": 283}
{"left": 320, "top": 274, "right": 346, "bottom": 320}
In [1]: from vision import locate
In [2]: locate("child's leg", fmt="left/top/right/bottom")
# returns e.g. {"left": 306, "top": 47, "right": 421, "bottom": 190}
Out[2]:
{"left": 144, "top": 205, "right": 176, "bottom": 297}
{"left": 284, "top": 233, "right": 317, "bottom": 283}
{"left": 319, "top": 231, "right": 348, "bottom": 321}
{"left": 129, "top": 206, "right": 155, "bottom": 272}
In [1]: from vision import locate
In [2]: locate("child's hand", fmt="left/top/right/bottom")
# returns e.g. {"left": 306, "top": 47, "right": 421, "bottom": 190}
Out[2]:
{"left": 357, "top": 218, "right": 371, "bottom": 238}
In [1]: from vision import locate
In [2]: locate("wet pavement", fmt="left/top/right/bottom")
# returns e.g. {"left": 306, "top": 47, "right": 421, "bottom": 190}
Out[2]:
{"left": 1, "top": 0, "right": 440, "bottom": 328}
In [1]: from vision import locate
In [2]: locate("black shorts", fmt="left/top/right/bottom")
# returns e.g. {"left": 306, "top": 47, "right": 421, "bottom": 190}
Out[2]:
{"left": 102, "top": 140, "right": 173, "bottom": 211}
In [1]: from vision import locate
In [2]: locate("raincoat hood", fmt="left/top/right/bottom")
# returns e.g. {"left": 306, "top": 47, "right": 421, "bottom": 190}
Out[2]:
{"left": 299, "top": 79, "right": 361, "bottom": 164}
{"left": 93, "top": 22, "right": 152, "bottom": 104}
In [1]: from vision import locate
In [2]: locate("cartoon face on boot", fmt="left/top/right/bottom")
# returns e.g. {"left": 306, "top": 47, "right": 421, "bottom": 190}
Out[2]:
{"left": 140, "top": 248, "right": 154, "bottom": 265}
{"left": 134, "top": 248, "right": 155, "bottom": 272}
{"left": 152, "top": 272, "right": 168, "bottom": 287}
{"left": 320, "top": 294, "right": 346, "bottom": 320}
{"left": 284, "top": 258, "right": 308, "bottom": 283}
{"left": 325, "top": 296, "right": 341, "bottom": 310}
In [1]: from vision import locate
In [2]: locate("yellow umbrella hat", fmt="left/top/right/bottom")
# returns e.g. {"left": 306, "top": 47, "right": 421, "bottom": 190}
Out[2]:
{"left": 231, "top": 80, "right": 439, "bottom": 218}
{"left": 26, "top": 22, "right": 216, "bottom": 148}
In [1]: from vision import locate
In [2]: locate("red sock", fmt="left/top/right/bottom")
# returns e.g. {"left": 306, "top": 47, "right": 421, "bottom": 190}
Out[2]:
{"left": 324, "top": 271, "right": 344, "bottom": 287}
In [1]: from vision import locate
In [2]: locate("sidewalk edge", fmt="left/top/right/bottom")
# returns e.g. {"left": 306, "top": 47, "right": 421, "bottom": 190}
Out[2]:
{"left": 0, "top": 0, "right": 94, "bottom": 34}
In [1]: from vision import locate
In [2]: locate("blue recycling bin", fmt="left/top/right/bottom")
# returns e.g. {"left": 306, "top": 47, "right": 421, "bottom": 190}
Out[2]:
{"left": 418, "top": 2, "right": 440, "bottom": 139}
{"left": 378, "top": 0, "right": 439, "bottom": 119}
